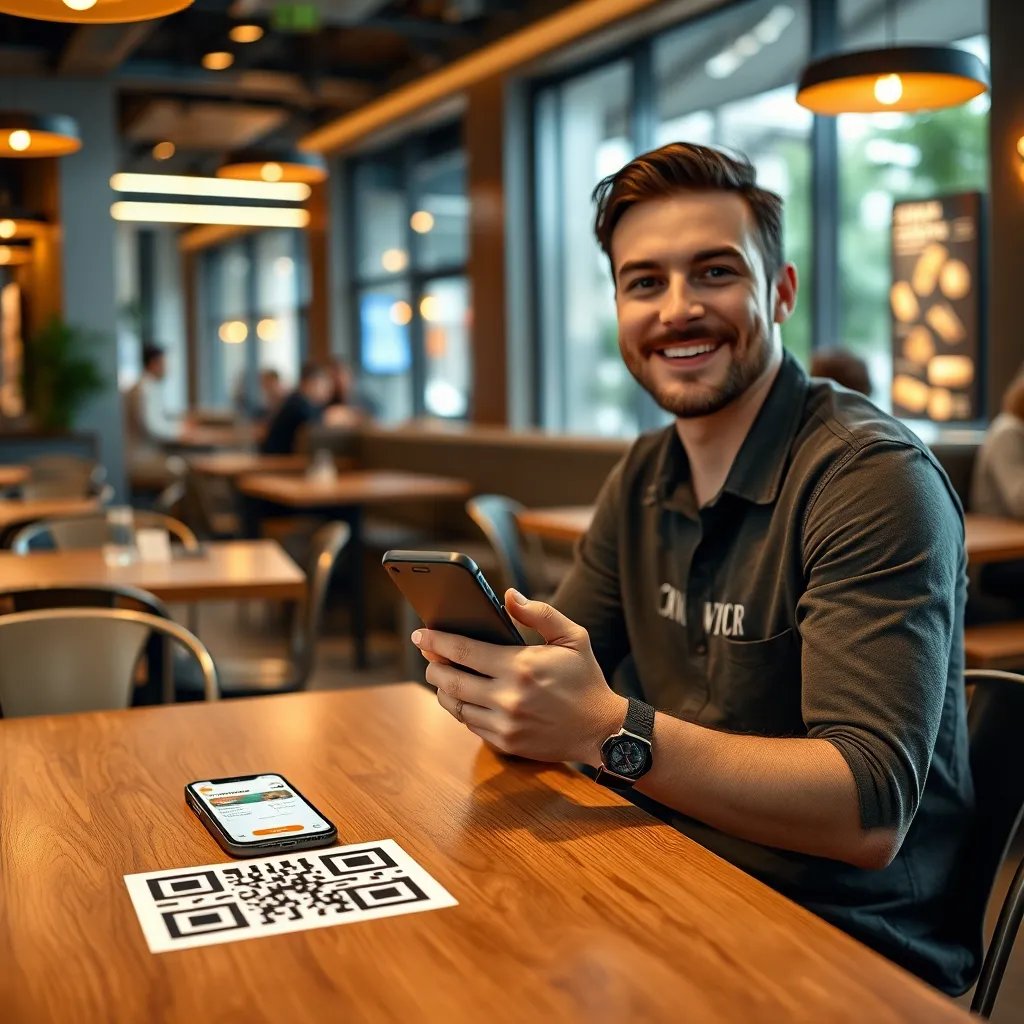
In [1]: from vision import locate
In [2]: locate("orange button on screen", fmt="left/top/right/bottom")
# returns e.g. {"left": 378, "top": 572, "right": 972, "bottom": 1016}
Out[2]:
{"left": 252, "top": 825, "right": 304, "bottom": 836}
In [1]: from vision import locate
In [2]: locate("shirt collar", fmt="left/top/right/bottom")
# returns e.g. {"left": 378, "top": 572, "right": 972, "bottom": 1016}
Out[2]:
{"left": 648, "top": 350, "right": 809, "bottom": 510}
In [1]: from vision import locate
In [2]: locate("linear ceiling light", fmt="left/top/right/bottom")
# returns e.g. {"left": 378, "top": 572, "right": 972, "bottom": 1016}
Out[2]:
{"left": 0, "top": 113, "right": 80, "bottom": 157}
{"left": 110, "top": 172, "right": 311, "bottom": 201}
{"left": 110, "top": 202, "right": 310, "bottom": 227}
{"left": 0, "top": 0, "right": 193, "bottom": 23}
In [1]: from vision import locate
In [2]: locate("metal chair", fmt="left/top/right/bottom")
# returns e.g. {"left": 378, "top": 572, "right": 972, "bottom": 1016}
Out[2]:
{"left": 950, "top": 669, "right": 1024, "bottom": 1017}
{"left": 466, "top": 494, "right": 547, "bottom": 598}
{"left": 21, "top": 454, "right": 109, "bottom": 501}
{"left": 10, "top": 510, "right": 199, "bottom": 553}
{"left": 192, "top": 521, "right": 349, "bottom": 699}
{"left": 0, "top": 607, "right": 218, "bottom": 717}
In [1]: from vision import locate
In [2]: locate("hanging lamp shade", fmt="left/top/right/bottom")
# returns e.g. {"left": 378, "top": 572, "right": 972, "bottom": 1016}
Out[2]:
{"left": 0, "top": 210, "right": 46, "bottom": 240}
{"left": 796, "top": 45, "right": 989, "bottom": 115}
{"left": 0, "top": 113, "right": 81, "bottom": 157}
{"left": 217, "top": 148, "right": 327, "bottom": 185}
{"left": 0, "top": 0, "right": 192, "bottom": 23}
{"left": 0, "top": 244, "right": 32, "bottom": 266}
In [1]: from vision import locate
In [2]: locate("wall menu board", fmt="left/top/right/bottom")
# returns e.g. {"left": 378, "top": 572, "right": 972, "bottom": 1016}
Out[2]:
{"left": 890, "top": 192, "right": 982, "bottom": 422}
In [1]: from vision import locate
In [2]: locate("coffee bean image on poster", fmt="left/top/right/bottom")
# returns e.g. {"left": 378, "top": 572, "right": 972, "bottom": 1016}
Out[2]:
{"left": 890, "top": 193, "right": 982, "bottom": 422}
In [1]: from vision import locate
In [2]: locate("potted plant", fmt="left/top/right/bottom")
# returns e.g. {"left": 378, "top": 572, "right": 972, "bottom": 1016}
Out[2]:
{"left": 23, "top": 316, "right": 106, "bottom": 431}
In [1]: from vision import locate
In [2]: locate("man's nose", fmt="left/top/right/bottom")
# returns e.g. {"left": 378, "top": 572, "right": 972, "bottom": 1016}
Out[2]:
{"left": 659, "top": 278, "right": 703, "bottom": 327}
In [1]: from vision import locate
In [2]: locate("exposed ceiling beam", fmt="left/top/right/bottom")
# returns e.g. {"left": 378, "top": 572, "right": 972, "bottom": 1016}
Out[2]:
{"left": 0, "top": 46, "right": 48, "bottom": 76}
{"left": 116, "top": 67, "right": 376, "bottom": 110}
{"left": 58, "top": 22, "right": 160, "bottom": 76}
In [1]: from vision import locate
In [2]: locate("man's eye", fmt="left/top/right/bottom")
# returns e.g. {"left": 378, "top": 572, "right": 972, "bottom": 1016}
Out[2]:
{"left": 701, "top": 265, "right": 735, "bottom": 280}
{"left": 628, "top": 276, "right": 658, "bottom": 291}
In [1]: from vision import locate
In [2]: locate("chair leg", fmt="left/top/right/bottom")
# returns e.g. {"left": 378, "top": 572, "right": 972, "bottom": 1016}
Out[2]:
{"left": 972, "top": 854, "right": 1024, "bottom": 1018}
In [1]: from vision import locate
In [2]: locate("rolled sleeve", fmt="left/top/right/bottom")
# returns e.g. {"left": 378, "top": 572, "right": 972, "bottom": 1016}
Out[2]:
{"left": 798, "top": 442, "right": 964, "bottom": 832}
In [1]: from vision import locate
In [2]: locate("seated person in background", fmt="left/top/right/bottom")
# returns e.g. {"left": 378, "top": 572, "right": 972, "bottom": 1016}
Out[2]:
{"left": 323, "top": 358, "right": 379, "bottom": 428}
{"left": 810, "top": 347, "right": 873, "bottom": 397}
{"left": 123, "top": 344, "right": 186, "bottom": 487}
{"left": 969, "top": 374, "right": 1024, "bottom": 613}
{"left": 234, "top": 367, "right": 286, "bottom": 422}
{"left": 415, "top": 143, "right": 974, "bottom": 995}
{"left": 259, "top": 362, "right": 332, "bottom": 455}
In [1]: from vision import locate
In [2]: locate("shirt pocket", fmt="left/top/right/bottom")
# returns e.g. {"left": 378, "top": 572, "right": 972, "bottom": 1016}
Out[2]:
{"left": 709, "top": 627, "right": 803, "bottom": 736}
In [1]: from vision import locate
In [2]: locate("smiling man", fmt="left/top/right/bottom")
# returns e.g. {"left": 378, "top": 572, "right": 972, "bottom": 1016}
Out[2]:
{"left": 414, "top": 143, "right": 974, "bottom": 993}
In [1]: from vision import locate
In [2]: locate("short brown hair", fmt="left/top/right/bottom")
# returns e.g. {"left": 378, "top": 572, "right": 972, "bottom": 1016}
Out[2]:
{"left": 592, "top": 142, "right": 784, "bottom": 284}
{"left": 1003, "top": 376, "right": 1024, "bottom": 420}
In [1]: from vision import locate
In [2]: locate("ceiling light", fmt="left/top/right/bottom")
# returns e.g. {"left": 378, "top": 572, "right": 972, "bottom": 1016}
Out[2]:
{"left": 256, "top": 318, "right": 279, "bottom": 341}
{"left": 0, "top": 0, "right": 193, "bottom": 22}
{"left": 410, "top": 210, "right": 434, "bottom": 233}
{"left": 0, "top": 113, "right": 81, "bottom": 157}
{"left": 218, "top": 320, "right": 248, "bottom": 344}
{"left": 0, "top": 212, "right": 45, "bottom": 240}
{"left": 0, "top": 246, "right": 32, "bottom": 266}
{"left": 389, "top": 301, "right": 412, "bottom": 326}
{"left": 152, "top": 141, "right": 175, "bottom": 160}
{"left": 380, "top": 248, "right": 408, "bottom": 272}
{"left": 229, "top": 24, "right": 263, "bottom": 43}
{"left": 202, "top": 51, "right": 234, "bottom": 71}
{"left": 110, "top": 172, "right": 310, "bottom": 202}
{"left": 218, "top": 148, "right": 327, "bottom": 184}
{"left": 796, "top": 2, "right": 988, "bottom": 115}
{"left": 110, "top": 202, "right": 310, "bottom": 228}
{"left": 419, "top": 295, "right": 440, "bottom": 322}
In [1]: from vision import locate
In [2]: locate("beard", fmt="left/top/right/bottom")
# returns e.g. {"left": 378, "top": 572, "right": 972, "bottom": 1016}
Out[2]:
{"left": 621, "top": 321, "right": 773, "bottom": 419}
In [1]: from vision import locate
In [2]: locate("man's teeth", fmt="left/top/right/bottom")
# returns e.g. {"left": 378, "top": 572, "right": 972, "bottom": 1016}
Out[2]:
{"left": 660, "top": 343, "right": 719, "bottom": 358}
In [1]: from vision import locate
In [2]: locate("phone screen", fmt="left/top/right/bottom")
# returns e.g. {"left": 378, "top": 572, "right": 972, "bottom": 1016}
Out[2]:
{"left": 188, "top": 774, "right": 333, "bottom": 845}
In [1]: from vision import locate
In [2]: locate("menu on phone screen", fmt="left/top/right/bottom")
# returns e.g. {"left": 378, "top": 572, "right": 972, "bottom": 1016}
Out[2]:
{"left": 193, "top": 775, "right": 331, "bottom": 842}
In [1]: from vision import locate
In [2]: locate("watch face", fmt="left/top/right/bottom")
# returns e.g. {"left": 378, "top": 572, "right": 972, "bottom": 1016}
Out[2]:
{"left": 607, "top": 737, "right": 648, "bottom": 777}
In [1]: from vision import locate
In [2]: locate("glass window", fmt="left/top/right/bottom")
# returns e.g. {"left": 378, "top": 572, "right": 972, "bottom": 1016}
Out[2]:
{"left": 254, "top": 231, "right": 304, "bottom": 388}
{"left": 421, "top": 276, "right": 470, "bottom": 418}
{"left": 837, "top": 0, "right": 988, "bottom": 409}
{"left": 353, "top": 155, "right": 406, "bottom": 281}
{"left": 357, "top": 282, "right": 414, "bottom": 422}
{"left": 411, "top": 148, "right": 468, "bottom": 273}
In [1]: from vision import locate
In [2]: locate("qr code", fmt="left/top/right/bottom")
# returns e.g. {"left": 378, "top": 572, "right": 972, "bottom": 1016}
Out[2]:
{"left": 126, "top": 841, "right": 456, "bottom": 952}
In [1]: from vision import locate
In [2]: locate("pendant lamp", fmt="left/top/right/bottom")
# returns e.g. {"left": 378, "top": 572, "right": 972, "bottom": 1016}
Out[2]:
{"left": 796, "top": 0, "right": 989, "bottom": 115}
{"left": 217, "top": 148, "right": 327, "bottom": 185}
{"left": 0, "top": 244, "right": 32, "bottom": 267}
{"left": 0, "top": 210, "right": 46, "bottom": 240}
{"left": 0, "top": 113, "right": 81, "bottom": 157}
{"left": 0, "top": 0, "right": 192, "bottom": 23}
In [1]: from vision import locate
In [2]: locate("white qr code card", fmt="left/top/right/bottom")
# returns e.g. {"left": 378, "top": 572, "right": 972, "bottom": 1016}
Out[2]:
{"left": 124, "top": 839, "right": 458, "bottom": 953}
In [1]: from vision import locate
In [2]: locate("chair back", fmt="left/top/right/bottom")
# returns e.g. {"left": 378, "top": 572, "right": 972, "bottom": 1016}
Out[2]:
{"left": 289, "top": 521, "right": 351, "bottom": 687}
{"left": 0, "top": 608, "right": 218, "bottom": 717}
{"left": 0, "top": 582, "right": 170, "bottom": 618}
{"left": 22, "top": 455, "right": 105, "bottom": 500}
{"left": 10, "top": 510, "right": 198, "bottom": 553}
{"left": 466, "top": 494, "right": 541, "bottom": 597}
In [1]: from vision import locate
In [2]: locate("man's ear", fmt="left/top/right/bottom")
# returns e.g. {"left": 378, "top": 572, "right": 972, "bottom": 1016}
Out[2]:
{"left": 772, "top": 263, "right": 798, "bottom": 325}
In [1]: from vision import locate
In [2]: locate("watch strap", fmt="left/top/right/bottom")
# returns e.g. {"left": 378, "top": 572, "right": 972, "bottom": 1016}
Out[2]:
{"left": 622, "top": 697, "right": 655, "bottom": 741}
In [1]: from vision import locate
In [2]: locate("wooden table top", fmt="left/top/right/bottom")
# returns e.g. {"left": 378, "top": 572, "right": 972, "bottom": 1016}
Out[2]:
{"left": 519, "top": 506, "right": 1024, "bottom": 567}
{"left": 174, "top": 424, "right": 263, "bottom": 450}
{"left": 0, "top": 539, "right": 304, "bottom": 603}
{"left": 963, "top": 513, "right": 1024, "bottom": 565}
{"left": 189, "top": 452, "right": 355, "bottom": 479}
{"left": 236, "top": 469, "right": 471, "bottom": 508}
{"left": 0, "top": 495, "right": 100, "bottom": 532}
{"left": 0, "top": 684, "right": 969, "bottom": 1024}
{"left": 0, "top": 463, "right": 29, "bottom": 488}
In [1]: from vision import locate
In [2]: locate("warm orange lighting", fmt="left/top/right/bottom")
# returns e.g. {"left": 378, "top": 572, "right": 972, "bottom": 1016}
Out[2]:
{"left": 0, "top": 217, "right": 43, "bottom": 240}
{"left": 8, "top": 130, "right": 30, "bottom": 152}
{"left": 218, "top": 320, "right": 248, "bottom": 343}
{"left": 380, "top": 248, "right": 408, "bottom": 272}
{"left": 419, "top": 295, "right": 440, "bottom": 322}
{"left": 0, "top": 0, "right": 194, "bottom": 22}
{"left": 0, "top": 115, "right": 80, "bottom": 157}
{"left": 390, "top": 301, "right": 412, "bottom": 326}
{"left": 202, "top": 51, "right": 234, "bottom": 71}
{"left": 873, "top": 73, "right": 903, "bottom": 105}
{"left": 110, "top": 201, "right": 310, "bottom": 228}
{"left": 410, "top": 210, "right": 434, "bottom": 233}
{"left": 260, "top": 162, "right": 283, "bottom": 182}
{"left": 0, "top": 220, "right": 14, "bottom": 239}
{"left": 0, "top": 246, "right": 31, "bottom": 266}
{"left": 218, "top": 152, "right": 326, "bottom": 184}
{"left": 229, "top": 23, "right": 263, "bottom": 43}
{"left": 256, "top": 318, "right": 279, "bottom": 341}
{"left": 1017, "top": 136, "right": 1024, "bottom": 160}
{"left": 152, "top": 141, "right": 175, "bottom": 160}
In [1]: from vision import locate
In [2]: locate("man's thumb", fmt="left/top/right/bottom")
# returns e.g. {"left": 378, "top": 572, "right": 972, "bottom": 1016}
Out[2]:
{"left": 505, "top": 589, "right": 583, "bottom": 647}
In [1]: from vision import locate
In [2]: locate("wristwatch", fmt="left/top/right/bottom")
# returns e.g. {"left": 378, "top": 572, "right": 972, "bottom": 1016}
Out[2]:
{"left": 594, "top": 697, "right": 655, "bottom": 790}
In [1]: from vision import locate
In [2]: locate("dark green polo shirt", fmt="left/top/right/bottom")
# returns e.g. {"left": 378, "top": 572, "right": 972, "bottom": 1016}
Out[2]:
{"left": 554, "top": 351, "right": 975, "bottom": 993}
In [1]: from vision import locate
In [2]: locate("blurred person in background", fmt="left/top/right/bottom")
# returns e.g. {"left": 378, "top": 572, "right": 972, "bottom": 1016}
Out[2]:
{"left": 259, "top": 362, "right": 332, "bottom": 455}
{"left": 323, "top": 357, "right": 379, "bottom": 427}
{"left": 810, "top": 347, "right": 873, "bottom": 398}
{"left": 124, "top": 344, "right": 189, "bottom": 486}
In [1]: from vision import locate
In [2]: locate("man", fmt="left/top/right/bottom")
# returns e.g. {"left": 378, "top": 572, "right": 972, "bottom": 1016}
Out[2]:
{"left": 123, "top": 344, "right": 184, "bottom": 489}
{"left": 414, "top": 143, "right": 974, "bottom": 993}
{"left": 260, "top": 361, "right": 332, "bottom": 454}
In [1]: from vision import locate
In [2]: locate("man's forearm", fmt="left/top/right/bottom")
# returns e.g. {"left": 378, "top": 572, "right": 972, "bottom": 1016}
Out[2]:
{"left": 618, "top": 710, "right": 900, "bottom": 869}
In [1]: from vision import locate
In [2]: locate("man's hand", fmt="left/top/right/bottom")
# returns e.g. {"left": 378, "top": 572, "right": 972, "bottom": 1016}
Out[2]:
{"left": 414, "top": 589, "right": 627, "bottom": 765}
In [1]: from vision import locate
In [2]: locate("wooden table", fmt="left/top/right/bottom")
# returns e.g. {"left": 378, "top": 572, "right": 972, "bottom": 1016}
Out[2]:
{"left": 0, "top": 539, "right": 305, "bottom": 603}
{"left": 189, "top": 452, "right": 353, "bottom": 480}
{"left": 237, "top": 470, "right": 472, "bottom": 668}
{"left": 963, "top": 514, "right": 1024, "bottom": 565}
{"left": 0, "top": 463, "right": 29, "bottom": 489}
{"left": 0, "top": 684, "right": 970, "bottom": 1024}
{"left": 519, "top": 507, "right": 1024, "bottom": 569}
{"left": 173, "top": 424, "right": 262, "bottom": 450}
{"left": 0, "top": 496, "right": 100, "bottom": 542}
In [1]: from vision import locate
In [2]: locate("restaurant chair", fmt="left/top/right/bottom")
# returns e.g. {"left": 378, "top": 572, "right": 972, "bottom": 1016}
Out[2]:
{"left": 0, "top": 607, "right": 217, "bottom": 717}
{"left": 184, "top": 521, "right": 350, "bottom": 699}
{"left": 954, "top": 669, "right": 1024, "bottom": 1017}
{"left": 466, "top": 494, "right": 547, "bottom": 597}
{"left": 9, "top": 510, "right": 199, "bottom": 553}
{"left": 21, "top": 454, "right": 111, "bottom": 502}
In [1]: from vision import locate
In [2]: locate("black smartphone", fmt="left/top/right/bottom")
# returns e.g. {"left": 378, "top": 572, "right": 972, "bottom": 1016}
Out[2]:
{"left": 184, "top": 773, "right": 338, "bottom": 858}
{"left": 382, "top": 549, "right": 525, "bottom": 647}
